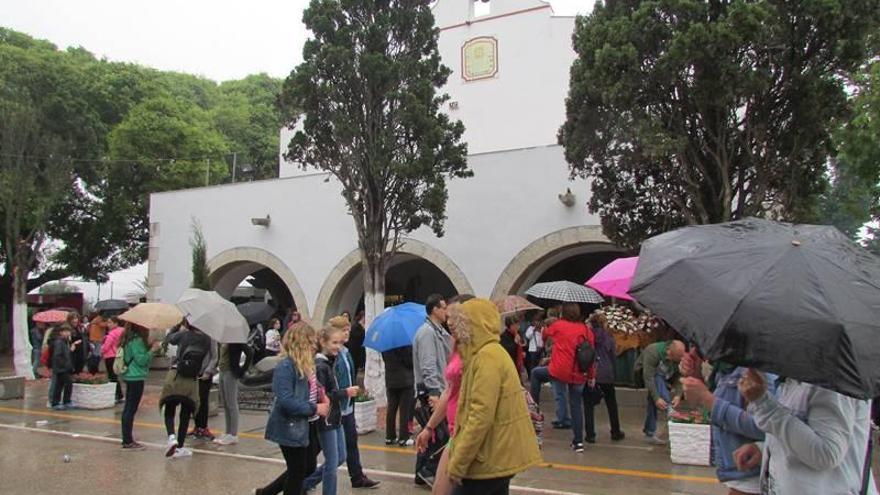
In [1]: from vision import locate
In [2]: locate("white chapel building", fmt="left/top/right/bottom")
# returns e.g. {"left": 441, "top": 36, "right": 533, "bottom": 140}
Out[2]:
{"left": 147, "top": 0, "right": 626, "bottom": 321}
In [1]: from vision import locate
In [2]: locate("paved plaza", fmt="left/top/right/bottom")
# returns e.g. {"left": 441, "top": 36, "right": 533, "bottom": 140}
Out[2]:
{"left": 0, "top": 365, "right": 735, "bottom": 495}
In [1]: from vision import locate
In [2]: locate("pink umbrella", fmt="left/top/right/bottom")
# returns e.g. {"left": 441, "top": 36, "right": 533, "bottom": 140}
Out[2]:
{"left": 585, "top": 256, "right": 639, "bottom": 301}
{"left": 33, "top": 309, "right": 69, "bottom": 323}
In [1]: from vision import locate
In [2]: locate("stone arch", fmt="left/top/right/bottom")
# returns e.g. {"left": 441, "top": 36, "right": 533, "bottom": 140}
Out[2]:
{"left": 490, "top": 226, "right": 627, "bottom": 299}
{"left": 207, "top": 247, "right": 310, "bottom": 318}
{"left": 312, "top": 239, "right": 474, "bottom": 324}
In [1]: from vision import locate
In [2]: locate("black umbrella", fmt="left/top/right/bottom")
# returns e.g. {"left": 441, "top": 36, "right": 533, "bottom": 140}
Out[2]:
{"left": 630, "top": 218, "right": 880, "bottom": 399}
{"left": 94, "top": 299, "right": 129, "bottom": 313}
{"left": 236, "top": 301, "right": 277, "bottom": 326}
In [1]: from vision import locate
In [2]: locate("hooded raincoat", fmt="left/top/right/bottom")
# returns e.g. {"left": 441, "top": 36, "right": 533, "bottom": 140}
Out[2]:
{"left": 448, "top": 299, "right": 542, "bottom": 481}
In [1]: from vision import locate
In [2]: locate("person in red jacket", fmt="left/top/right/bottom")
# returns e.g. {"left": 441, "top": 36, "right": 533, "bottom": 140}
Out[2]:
{"left": 543, "top": 303, "right": 595, "bottom": 453}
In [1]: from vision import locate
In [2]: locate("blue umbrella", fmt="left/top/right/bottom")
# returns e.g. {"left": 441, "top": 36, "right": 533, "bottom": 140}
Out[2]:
{"left": 365, "top": 302, "right": 427, "bottom": 352}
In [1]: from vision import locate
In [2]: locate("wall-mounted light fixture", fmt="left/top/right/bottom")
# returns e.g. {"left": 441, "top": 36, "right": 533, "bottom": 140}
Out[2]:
{"left": 558, "top": 188, "right": 576, "bottom": 207}
{"left": 251, "top": 215, "right": 271, "bottom": 227}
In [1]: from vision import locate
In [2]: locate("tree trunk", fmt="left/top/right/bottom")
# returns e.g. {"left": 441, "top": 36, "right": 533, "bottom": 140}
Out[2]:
{"left": 0, "top": 277, "right": 12, "bottom": 353}
{"left": 12, "top": 267, "right": 34, "bottom": 380}
{"left": 362, "top": 257, "right": 387, "bottom": 407}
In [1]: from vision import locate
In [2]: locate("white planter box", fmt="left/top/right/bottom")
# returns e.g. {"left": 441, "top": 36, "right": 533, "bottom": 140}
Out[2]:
{"left": 71, "top": 382, "right": 116, "bottom": 410}
{"left": 0, "top": 376, "right": 25, "bottom": 400}
{"left": 354, "top": 400, "right": 377, "bottom": 435}
{"left": 669, "top": 421, "right": 712, "bottom": 466}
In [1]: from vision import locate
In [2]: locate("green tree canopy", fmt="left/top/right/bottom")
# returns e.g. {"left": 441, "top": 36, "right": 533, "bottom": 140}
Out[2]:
{"left": 0, "top": 26, "right": 284, "bottom": 354}
{"left": 280, "top": 0, "right": 470, "bottom": 401}
{"left": 213, "top": 74, "right": 283, "bottom": 180}
{"left": 560, "top": 0, "right": 880, "bottom": 249}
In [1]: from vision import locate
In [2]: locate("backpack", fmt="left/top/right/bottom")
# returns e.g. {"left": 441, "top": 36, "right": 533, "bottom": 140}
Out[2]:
{"left": 177, "top": 344, "right": 207, "bottom": 378}
{"left": 575, "top": 337, "right": 596, "bottom": 373}
{"left": 113, "top": 346, "right": 128, "bottom": 376}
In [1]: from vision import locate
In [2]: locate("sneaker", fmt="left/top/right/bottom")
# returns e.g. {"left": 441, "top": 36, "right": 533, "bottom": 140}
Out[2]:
{"left": 122, "top": 442, "right": 146, "bottom": 450}
{"left": 198, "top": 428, "right": 216, "bottom": 441}
{"left": 351, "top": 476, "right": 380, "bottom": 489}
{"left": 51, "top": 404, "right": 66, "bottom": 411}
{"left": 645, "top": 434, "right": 666, "bottom": 445}
{"left": 552, "top": 421, "right": 571, "bottom": 430}
{"left": 172, "top": 447, "right": 192, "bottom": 458}
{"left": 572, "top": 442, "right": 585, "bottom": 453}
{"left": 62, "top": 402, "right": 76, "bottom": 409}
{"left": 398, "top": 438, "right": 414, "bottom": 447}
{"left": 611, "top": 431, "right": 626, "bottom": 441}
{"left": 385, "top": 438, "right": 396, "bottom": 446}
{"left": 585, "top": 437, "right": 597, "bottom": 444}
{"left": 165, "top": 435, "right": 178, "bottom": 457}
{"left": 213, "top": 434, "right": 239, "bottom": 446}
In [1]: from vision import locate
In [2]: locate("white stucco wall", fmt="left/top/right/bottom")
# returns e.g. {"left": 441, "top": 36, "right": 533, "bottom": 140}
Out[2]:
{"left": 151, "top": 144, "right": 598, "bottom": 315}
{"left": 150, "top": 0, "right": 603, "bottom": 318}
{"left": 281, "top": 0, "right": 575, "bottom": 177}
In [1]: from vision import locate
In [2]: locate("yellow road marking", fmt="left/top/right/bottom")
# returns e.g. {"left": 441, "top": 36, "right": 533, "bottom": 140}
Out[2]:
{"left": 0, "top": 405, "right": 718, "bottom": 484}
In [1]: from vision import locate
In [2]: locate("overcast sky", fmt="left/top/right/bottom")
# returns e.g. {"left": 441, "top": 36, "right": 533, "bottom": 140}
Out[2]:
{"left": 4, "top": 0, "right": 594, "bottom": 302}
{"left": 1, "top": 0, "right": 595, "bottom": 82}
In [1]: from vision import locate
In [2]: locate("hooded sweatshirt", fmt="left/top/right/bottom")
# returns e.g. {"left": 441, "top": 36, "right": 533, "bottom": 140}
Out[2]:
{"left": 448, "top": 298, "right": 542, "bottom": 481}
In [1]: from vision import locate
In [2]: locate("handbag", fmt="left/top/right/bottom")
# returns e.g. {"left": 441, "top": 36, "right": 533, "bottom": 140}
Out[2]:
{"left": 584, "top": 384, "right": 604, "bottom": 406}
{"left": 113, "top": 347, "right": 128, "bottom": 375}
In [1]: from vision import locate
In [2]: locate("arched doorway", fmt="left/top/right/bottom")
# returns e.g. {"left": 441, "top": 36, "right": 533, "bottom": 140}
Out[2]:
{"left": 492, "top": 226, "right": 629, "bottom": 299}
{"left": 313, "top": 239, "right": 473, "bottom": 324}
{"left": 207, "top": 247, "right": 309, "bottom": 317}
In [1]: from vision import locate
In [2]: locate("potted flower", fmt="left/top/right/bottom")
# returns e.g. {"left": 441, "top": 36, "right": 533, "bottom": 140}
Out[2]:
{"left": 353, "top": 391, "right": 377, "bottom": 435}
{"left": 71, "top": 372, "right": 116, "bottom": 410}
{"left": 668, "top": 407, "right": 712, "bottom": 466}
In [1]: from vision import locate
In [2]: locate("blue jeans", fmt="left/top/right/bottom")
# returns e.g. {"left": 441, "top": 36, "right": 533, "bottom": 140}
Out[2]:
{"left": 643, "top": 374, "right": 671, "bottom": 437}
{"left": 32, "top": 348, "right": 41, "bottom": 376}
{"left": 48, "top": 373, "right": 57, "bottom": 406}
{"left": 304, "top": 426, "right": 346, "bottom": 495}
{"left": 529, "top": 366, "right": 570, "bottom": 425}
{"left": 563, "top": 383, "right": 585, "bottom": 444}
{"left": 553, "top": 380, "right": 572, "bottom": 426}
{"left": 341, "top": 412, "right": 364, "bottom": 481}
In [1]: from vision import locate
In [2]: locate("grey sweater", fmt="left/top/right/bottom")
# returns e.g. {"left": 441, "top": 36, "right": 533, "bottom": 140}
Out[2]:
{"left": 412, "top": 318, "right": 452, "bottom": 397}
{"left": 750, "top": 379, "right": 877, "bottom": 495}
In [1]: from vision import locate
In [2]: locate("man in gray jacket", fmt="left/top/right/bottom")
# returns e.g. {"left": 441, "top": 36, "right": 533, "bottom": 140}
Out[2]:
{"left": 412, "top": 293, "right": 450, "bottom": 486}
{"left": 413, "top": 294, "right": 451, "bottom": 405}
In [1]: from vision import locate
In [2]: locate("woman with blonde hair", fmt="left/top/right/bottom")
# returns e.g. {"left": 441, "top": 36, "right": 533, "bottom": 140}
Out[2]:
{"left": 256, "top": 322, "right": 329, "bottom": 495}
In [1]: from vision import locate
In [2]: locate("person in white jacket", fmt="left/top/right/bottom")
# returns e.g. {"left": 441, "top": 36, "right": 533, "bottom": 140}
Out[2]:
{"left": 736, "top": 369, "right": 877, "bottom": 495}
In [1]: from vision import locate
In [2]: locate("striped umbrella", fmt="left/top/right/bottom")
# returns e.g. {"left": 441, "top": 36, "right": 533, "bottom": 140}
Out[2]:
{"left": 525, "top": 281, "right": 604, "bottom": 304}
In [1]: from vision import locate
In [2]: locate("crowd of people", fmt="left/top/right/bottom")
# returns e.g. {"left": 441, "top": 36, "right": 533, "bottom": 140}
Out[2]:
{"left": 28, "top": 293, "right": 880, "bottom": 495}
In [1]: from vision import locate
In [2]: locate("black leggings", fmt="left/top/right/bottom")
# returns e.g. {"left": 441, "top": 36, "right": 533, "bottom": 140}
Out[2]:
{"left": 51, "top": 372, "right": 72, "bottom": 406}
{"left": 194, "top": 379, "right": 212, "bottom": 429}
{"left": 584, "top": 382, "right": 622, "bottom": 439}
{"left": 121, "top": 380, "right": 145, "bottom": 444}
{"left": 260, "top": 424, "right": 320, "bottom": 495}
{"left": 386, "top": 386, "right": 414, "bottom": 441}
{"left": 453, "top": 476, "right": 512, "bottom": 495}
{"left": 164, "top": 401, "right": 194, "bottom": 447}
{"left": 104, "top": 357, "right": 123, "bottom": 400}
